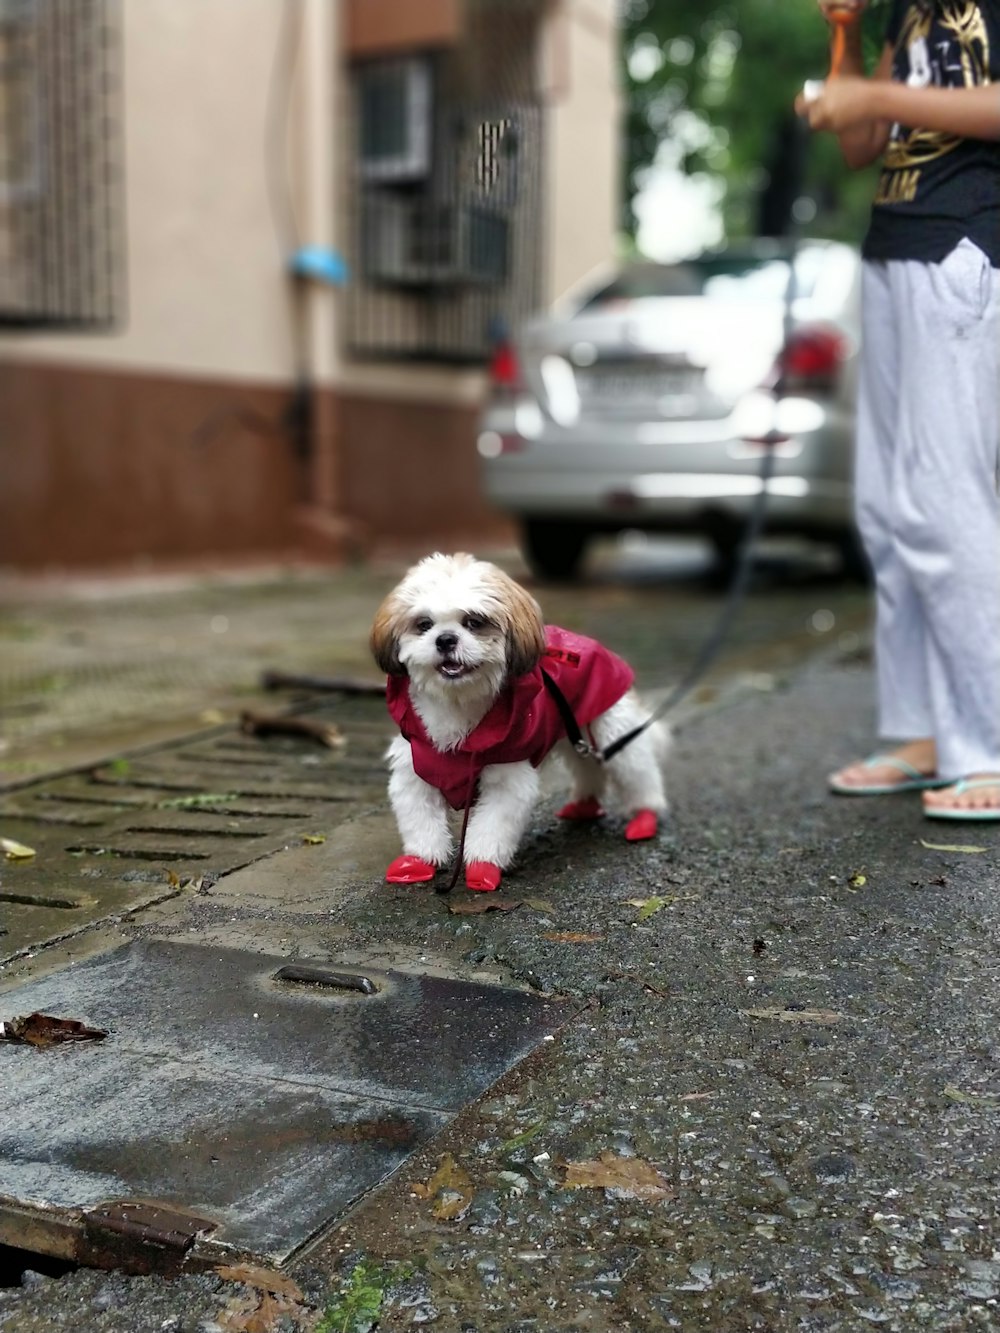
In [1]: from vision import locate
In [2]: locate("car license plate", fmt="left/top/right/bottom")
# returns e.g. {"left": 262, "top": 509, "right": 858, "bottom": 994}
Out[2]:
{"left": 578, "top": 366, "right": 699, "bottom": 400}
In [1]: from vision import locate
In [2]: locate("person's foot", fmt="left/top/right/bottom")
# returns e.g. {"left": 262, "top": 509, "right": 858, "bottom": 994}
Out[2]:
{"left": 829, "top": 740, "right": 941, "bottom": 795}
{"left": 923, "top": 774, "right": 1000, "bottom": 821}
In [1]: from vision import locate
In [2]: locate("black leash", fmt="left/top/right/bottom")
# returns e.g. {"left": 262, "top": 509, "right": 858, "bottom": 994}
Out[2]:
{"left": 554, "top": 437, "right": 779, "bottom": 765}
{"left": 438, "top": 239, "right": 801, "bottom": 888}
{"left": 436, "top": 445, "right": 775, "bottom": 898}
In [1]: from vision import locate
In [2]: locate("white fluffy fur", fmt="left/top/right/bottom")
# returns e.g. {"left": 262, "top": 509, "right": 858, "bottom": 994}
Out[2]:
{"left": 375, "top": 553, "right": 669, "bottom": 871}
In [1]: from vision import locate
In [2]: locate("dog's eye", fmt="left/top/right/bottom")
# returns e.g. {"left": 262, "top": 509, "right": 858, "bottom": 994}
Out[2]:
{"left": 463, "top": 615, "right": 489, "bottom": 632}
{"left": 414, "top": 617, "right": 433, "bottom": 634}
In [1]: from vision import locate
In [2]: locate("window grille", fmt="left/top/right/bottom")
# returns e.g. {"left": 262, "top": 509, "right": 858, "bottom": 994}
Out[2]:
{"left": 0, "top": 0, "right": 123, "bottom": 329}
{"left": 345, "top": 0, "right": 545, "bottom": 364}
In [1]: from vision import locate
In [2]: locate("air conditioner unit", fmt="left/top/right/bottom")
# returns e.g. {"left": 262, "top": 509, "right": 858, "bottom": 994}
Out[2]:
{"left": 357, "top": 57, "right": 432, "bottom": 183}
{"left": 363, "top": 193, "right": 509, "bottom": 288}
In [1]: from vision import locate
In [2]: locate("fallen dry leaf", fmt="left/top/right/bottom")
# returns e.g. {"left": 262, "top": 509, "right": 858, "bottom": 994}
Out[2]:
{"left": 302, "top": 834, "right": 326, "bottom": 845}
{"left": 216, "top": 1264, "right": 303, "bottom": 1302}
{"left": 740, "top": 1006, "right": 844, "bottom": 1025}
{"left": 448, "top": 897, "right": 524, "bottom": 916}
{"left": 563, "top": 1151, "right": 674, "bottom": 1201}
{"left": 542, "top": 931, "right": 602, "bottom": 943}
{"left": 412, "top": 1153, "right": 475, "bottom": 1221}
{"left": 1, "top": 837, "right": 35, "bottom": 861}
{"left": 216, "top": 1290, "right": 308, "bottom": 1333}
{"left": 0, "top": 1012, "right": 108, "bottom": 1047}
{"left": 848, "top": 871, "right": 867, "bottom": 889}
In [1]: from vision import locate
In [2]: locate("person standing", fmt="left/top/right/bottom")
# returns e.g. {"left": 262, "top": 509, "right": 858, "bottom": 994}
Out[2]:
{"left": 799, "top": 0, "right": 1000, "bottom": 821}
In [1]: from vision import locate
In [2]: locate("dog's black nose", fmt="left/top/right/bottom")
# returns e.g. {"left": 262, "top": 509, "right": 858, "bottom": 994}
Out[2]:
{"left": 436, "top": 632, "right": 458, "bottom": 654}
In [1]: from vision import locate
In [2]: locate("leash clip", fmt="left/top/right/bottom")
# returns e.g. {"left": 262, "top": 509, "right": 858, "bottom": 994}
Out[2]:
{"left": 574, "top": 737, "right": 603, "bottom": 763}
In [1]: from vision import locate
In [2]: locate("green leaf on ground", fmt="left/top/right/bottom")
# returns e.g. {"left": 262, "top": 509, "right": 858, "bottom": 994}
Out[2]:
{"left": 627, "top": 896, "right": 667, "bottom": 920}
{"left": 316, "top": 1261, "right": 390, "bottom": 1333}
{"left": 501, "top": 1120, "right": 547, "bottom": 1153}
{"left": 1, "top": 837, "right": 36, "bottom": 861}
{"left": 920, "top": 839, "right": 987, "bottom": 855}
{"left": 158, "top": 793, "right": 238, "bottom": 809}
{"left": 943, "top": 1085, "right": 1000, "bottom": 1105}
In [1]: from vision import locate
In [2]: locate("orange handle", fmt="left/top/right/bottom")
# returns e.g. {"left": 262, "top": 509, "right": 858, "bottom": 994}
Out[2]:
{"left": 830, "top": 13, "right": 850, "bottom": 78}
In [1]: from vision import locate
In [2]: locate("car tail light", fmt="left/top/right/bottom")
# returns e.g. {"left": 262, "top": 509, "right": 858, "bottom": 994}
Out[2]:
{"left": 488, "top": 340, "right": 523, "bottom": 392}
{"left": 774, "top": 325, "right": 847, "bottom": 392}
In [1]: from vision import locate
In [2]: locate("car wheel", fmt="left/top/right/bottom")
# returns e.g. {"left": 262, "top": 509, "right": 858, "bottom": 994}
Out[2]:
{"left": 706, "top": 532, "right": 743, "bottom": 589}
{"left": 837, "top": 529, "right": 871, "bottom": 583}
{"left": 521, "top": 520, "right": 590, "bottom": 581}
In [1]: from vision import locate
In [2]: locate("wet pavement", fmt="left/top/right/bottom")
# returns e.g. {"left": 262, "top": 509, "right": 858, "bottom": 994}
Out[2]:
{"left": 3, "top": 542, "right": 999, "bottom": 1330}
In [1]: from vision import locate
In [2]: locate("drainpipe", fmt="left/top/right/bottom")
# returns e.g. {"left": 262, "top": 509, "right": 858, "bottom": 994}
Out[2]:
{"left": 286, "top": 0, "right": 360, "bottom": 561}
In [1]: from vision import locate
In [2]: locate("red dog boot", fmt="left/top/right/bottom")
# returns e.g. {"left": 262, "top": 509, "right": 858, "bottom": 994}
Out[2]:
{"left": 386, "top": 854, "right": 436, "bottom": 884}
{"left": 625, "top": 809, "right": 658, "bottom": 842}
{"left": 557, "top": 796, "right": 606, "bottom": 821}
{"left": 465, "top": 861, "right": 502, "bottom": 892}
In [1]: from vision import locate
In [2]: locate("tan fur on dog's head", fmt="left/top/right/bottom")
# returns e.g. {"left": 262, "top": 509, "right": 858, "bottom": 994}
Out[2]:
{"left": 370, "top": 552, "right": 546, "bottom": 684}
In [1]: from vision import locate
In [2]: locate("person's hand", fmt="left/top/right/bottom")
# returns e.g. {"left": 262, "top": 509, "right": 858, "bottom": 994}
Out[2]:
{"left": 817, "top": 0, "right": 867, "bottom": 24}
{"left": 795, "top": 75, "right": 876, "bottom": 131}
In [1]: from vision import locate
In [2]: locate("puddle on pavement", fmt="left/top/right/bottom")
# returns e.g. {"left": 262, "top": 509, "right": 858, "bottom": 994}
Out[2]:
{"left": 0, "top": 940, "right": 566, "bottom": 1271}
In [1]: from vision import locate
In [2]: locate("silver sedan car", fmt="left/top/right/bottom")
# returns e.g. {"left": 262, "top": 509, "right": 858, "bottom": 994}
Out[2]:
{"left": 478, "top": 241, "right": 864, "bottom": 580}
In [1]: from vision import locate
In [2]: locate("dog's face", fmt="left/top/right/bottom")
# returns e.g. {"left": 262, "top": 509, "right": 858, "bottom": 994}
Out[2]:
{"left": 371, "top": 553, "right": 546, "bottom": 696}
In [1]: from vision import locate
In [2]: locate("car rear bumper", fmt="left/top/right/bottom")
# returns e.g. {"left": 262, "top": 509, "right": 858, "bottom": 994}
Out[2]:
{"left": 479, "top": 400, "right": 854, "bottom": 533}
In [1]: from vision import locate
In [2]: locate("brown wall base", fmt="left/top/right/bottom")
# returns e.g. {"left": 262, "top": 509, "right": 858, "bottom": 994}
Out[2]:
{"left": 1, "top": 361, "right": 512, "bottom": 572}
{"left": 1, "top": 361, "right": 308, "bottom": 571}
{"left": 338, "top": 391, "right": 514, "bottom": 552}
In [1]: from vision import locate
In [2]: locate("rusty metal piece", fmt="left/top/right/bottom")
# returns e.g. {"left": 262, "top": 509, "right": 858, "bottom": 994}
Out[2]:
{"left": 260, "top": 670, "right": 386, "bottom": 696}
{"left": 239, "top": 711, "right": 345, "bottom": 749}
{"left": 0, "top": 1013, "right": 108, "bottom": 1047}
{"left": 273, "top": 964, "right": 377, "bottom": 995}
{"left": 81, "top": 1201, "right": 216, "bottom": 1275}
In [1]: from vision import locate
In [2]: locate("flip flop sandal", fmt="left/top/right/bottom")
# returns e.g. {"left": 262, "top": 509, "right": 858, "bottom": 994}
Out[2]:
{"left": 828, "top": 754, "right": 949, "bottom": 796}
{"left": 924, "top": 778, "right": 1000, "bottom": 822}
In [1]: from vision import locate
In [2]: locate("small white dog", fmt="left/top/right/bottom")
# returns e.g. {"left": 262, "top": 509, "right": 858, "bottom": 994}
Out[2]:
{"left": 370, "top": 552, "right": 669, "bottom": 892}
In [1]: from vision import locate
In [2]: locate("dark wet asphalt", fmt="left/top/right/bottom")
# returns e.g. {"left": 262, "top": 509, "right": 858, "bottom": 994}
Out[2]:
{"left": 2, "top": 550, "right": 999, "bottom": 1332}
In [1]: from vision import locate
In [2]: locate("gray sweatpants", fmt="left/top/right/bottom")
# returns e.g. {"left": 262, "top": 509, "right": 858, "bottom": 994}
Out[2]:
{"left": 855, "top": 238, "right": 1000, "bottom": 780}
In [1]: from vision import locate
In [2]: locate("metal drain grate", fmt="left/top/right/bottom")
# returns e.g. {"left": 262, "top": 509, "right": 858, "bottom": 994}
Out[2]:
{"left": 0, "top": 697, "right": 393, "bottom": 962}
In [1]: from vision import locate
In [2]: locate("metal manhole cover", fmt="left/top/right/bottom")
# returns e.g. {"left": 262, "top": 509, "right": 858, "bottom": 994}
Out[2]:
{"left": 0, "top": 941, "right": 565, "bottom": 1268}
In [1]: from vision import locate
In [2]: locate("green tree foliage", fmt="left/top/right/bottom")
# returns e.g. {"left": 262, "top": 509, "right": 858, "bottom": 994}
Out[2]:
{"left": 622, "top": 0, "right": 894, "bottom": 249}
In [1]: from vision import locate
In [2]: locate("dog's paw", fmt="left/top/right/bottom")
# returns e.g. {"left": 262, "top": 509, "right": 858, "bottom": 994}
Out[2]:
{"left": 557, "top": 796, "right": 606, "bottom": 821}
{"left": 386, "top": 854, "right": 437, "bottom": 884}
{"left": 624, "top": 809, "right": 658, "bottom": 842}
{"left": 465, "top": 861, "right": 502, "bottom": 892}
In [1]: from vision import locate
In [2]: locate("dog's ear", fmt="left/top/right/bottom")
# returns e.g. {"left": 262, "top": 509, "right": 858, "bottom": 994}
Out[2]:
{"left": 502, "top": 574, "right": 546, "bottom": 678}
{"left": 370, "top": 595, "right": 405, "bottom": 676}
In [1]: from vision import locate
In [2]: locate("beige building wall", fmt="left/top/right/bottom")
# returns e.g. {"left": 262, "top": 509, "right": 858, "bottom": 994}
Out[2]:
{"left": 1, "top": 0, "right": 619, "bottom": 390}
{"left": 545, "top": 0, "right": 621, "bottom": 304}
{"left": 1, "top": 0, "right": 339, "bottom": 387}
{"left": 1, "top": 0, "right": 622, "bottom": 568}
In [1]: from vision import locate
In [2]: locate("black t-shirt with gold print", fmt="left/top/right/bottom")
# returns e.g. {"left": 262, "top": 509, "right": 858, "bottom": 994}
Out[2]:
{"left": 863, "top": 0, "right": 1000, "bottom": 264}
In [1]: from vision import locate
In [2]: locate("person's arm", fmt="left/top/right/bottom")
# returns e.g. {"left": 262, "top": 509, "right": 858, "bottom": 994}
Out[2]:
{"left": 796, "top": 43, "right": 896, "bottom": 169}
{"left": 866, "top": 79, "right": 1000, "bottom": 140}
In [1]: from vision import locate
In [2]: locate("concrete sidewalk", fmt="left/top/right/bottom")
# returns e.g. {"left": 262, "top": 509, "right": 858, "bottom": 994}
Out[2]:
{"left": 5, "top": 561, "right": 999, "bottom": 1332}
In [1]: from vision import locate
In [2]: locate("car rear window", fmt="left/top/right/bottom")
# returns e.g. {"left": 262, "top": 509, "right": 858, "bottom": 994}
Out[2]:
{"left": 581, "top": 251, "right": 824, "bottom": 308}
